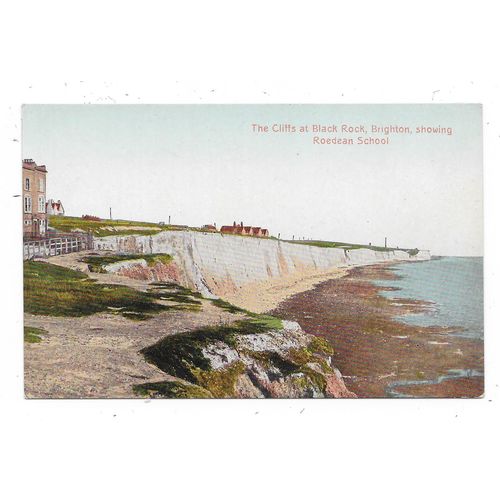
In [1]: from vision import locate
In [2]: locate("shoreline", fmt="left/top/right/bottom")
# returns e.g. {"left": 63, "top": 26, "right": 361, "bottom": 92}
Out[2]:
{"left": 271, "top": 262, "right": 484, "bottom": 398}
{"left": 218, "top": 258, "right": 423, "bottom": 315}
{"left": 219, "top": 266, "right": 349, "bottom": 314}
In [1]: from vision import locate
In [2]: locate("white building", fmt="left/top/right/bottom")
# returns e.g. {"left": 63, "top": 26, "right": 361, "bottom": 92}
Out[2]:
{"left": 46, "top": 199, "right": 65, "bottom": 216}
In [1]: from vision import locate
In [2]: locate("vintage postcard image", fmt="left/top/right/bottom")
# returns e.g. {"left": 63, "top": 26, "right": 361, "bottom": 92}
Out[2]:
{"left": 22, "top": 104, "right": 483, "bottom": 398}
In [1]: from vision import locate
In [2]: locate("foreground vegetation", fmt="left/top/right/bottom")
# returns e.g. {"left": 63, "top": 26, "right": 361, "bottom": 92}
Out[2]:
{"left": 141, "top": 315, "right": 284, "bottom": 381}
{"left": 24, "top": 326, "right": 46, "bottom": 343}
{"left": 80, "top": 253, "right": 173, "bottom": 272}
{"left": 24, "top": 261, "right": 198, "bottom": 319}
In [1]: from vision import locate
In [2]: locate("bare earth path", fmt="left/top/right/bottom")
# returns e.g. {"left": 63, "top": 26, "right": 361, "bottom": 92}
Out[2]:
{"left": 25, "top": 251, "right": 242, "bottom": 398}
{"left": 25, "top": 304, "right": 242, "bottom": 398}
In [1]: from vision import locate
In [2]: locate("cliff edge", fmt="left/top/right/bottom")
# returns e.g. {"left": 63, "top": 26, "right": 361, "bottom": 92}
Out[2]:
{"left": 94, "top": 231, "right": 431, "bottom": 300}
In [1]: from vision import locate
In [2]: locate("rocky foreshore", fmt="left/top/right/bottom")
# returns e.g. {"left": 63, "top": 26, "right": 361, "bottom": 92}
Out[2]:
{"left": 272, "top": 263, "right": 484, "bottom": 398}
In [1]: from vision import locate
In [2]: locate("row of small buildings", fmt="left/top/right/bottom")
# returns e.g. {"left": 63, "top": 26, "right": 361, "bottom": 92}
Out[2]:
{"left": 203, "top": 222, "right": 269, "bottom": 237}
{"left": 23, "top": 159, "right": 64, "bottom": 238}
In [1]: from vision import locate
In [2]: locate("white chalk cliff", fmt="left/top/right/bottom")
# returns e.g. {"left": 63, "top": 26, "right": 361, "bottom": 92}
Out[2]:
{"left": 95, "top": 231, "right": 431, "bottom": 297}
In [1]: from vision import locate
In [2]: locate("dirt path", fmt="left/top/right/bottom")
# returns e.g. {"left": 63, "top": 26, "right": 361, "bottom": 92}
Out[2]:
{"left": 25, "top": 303, "right": 242, "bottom": 398}
{"left": 25, "top": 251, "right": 243, "bottom": 398}
{"left": 38, "top": 250, "right": 153, "bottom": 291}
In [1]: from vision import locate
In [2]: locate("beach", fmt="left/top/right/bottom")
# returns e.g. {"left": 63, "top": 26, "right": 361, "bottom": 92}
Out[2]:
{"left": 221, "top": 266, "right": 349, "bottom": 314}
{"left": 271, "top": 262, "right": 484, "bottom": 398}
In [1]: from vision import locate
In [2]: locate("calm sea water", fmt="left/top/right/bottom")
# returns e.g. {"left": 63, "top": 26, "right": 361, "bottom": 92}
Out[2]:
{"left": 375, "top": 257, "right": 484, "bottom": 339}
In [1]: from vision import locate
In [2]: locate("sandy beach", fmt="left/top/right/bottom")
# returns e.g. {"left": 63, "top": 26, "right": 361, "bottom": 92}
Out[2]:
{"left": 221, "top": 266, "right": 348, "bottom": 314}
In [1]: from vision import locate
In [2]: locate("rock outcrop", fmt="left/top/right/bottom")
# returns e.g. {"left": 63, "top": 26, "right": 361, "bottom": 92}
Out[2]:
{"left": 134, "top": 319, "right": 356, "bottom": 399}
{"left": 102, "top": 259, "right": 184, "bottom": 284}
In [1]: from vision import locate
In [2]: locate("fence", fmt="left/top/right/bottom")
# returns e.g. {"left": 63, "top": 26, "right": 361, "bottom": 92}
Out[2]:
{"left": 23, "top": 232, "right": 94, "bottom": 260}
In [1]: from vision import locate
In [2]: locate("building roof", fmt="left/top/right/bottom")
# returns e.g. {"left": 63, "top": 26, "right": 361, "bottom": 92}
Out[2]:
{"left": 220, "top": 224, "right": 269, "bottom": 236}
{"left": 23, "top": 159, "right": 47, "bottom": 172}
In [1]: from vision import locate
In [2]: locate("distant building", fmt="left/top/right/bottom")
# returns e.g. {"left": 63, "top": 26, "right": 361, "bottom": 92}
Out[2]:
{"left": 220, "top": 221, "right": 269, "bottom": 238}
{"left": 23, "top": 159, "right": 47, "bottom": 238}
{"left": 202, "top": 224, "right": 218, "bottom": 232}
{"left": 46, "top": 199, "right": 65, "bottom": 216}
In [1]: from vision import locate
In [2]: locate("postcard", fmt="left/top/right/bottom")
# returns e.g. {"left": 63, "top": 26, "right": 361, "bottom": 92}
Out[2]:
{"left": 22, "top": 104, "right": 483, "bottom": 398}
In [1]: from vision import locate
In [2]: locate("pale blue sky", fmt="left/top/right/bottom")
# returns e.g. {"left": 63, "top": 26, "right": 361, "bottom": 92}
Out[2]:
{"left": 22, "top": 104, "right": 483, "bottom": 256}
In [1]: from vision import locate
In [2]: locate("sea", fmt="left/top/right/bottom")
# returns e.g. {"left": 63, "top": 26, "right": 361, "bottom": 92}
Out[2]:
{"left": 374, "top": 256, "right": 484, "bottom": 340}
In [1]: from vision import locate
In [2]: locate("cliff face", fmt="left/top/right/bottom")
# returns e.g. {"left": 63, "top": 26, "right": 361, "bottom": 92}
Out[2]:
{"left": 95, "top": 231, "right": 431, "bottom": 297}
{"left": 87, "top": 232, "right": 430, "bottom": 399}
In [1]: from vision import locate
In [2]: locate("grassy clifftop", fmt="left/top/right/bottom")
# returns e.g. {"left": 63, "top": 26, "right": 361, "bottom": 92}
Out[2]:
{"left": 24, "top": 261, "right": 199, "bottom": 319}
{"left": 283, "top": 238, "right": 418, "bottom": 254}
{"left": 49, "top": 215, "right": 164, "bottom": 237}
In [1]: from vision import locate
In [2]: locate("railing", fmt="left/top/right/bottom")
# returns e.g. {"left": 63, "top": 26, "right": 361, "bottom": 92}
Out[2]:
{"left": 23, "top": 232, "right": 94, "bottom": 260}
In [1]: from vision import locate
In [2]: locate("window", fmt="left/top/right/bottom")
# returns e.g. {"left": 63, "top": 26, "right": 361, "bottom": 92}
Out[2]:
{"left": 25, "top": 178, "right": 30, "bottom": 191}
{"left": 24, "top": 195, "right": 32, "bottom": 213}
{"left": 38, "top": 196, "right": 45, "bottom": 213}
{"left": 39, "top": 178, "right": 44, "bottom": 192}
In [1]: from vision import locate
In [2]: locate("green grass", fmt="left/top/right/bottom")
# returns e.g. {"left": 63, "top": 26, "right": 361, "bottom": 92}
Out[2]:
{"left": 81, "top": 253, "right": 173, "bottom": 273}
{"left": 24, "top": 326, "right": 46, "bottom": 343}
{"left": 209, "top": 298, "right": 248, "bottom": 314}
{"left": 283, "top": 238, "right": 418, "bottom": 254}
{"left": 191, "top": 361, "right": 246, "bottom": 398}
{"left": 147, "top": 282, "right": 203, "bottom": 306}
{"left": 24, "top": 261, "right": 176, "bottom": 319}
{"left": 48, "top": 215, "right": 205, "bottom": 237}
{"left": 48, "top": 215, "right": 165, "bottom": 237}
{"left": 140, "top": 312, "right": 285, "bottom": 383}
{"left": 285, "top": 240, "right": 363, "bottom": 250}
{"left": 209, "top": 298, "right": 283, "bottom": 329}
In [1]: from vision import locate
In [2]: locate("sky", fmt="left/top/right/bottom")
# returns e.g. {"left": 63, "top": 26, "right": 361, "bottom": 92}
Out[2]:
{"left": 22, "top": 104, "right": 483, "bottom": 256}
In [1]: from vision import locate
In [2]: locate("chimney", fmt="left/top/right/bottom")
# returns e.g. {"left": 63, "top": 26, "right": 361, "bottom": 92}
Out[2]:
{"left": 240, "top": 221, "right": 243, "bottom": 227}
{"left": 233, "top": 221, "right": 236, "bottom": 227}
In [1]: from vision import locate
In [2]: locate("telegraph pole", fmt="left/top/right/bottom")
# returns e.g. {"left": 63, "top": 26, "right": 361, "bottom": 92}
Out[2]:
{"left": 110, "top": 207, "right": 113, "bottom": 220}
